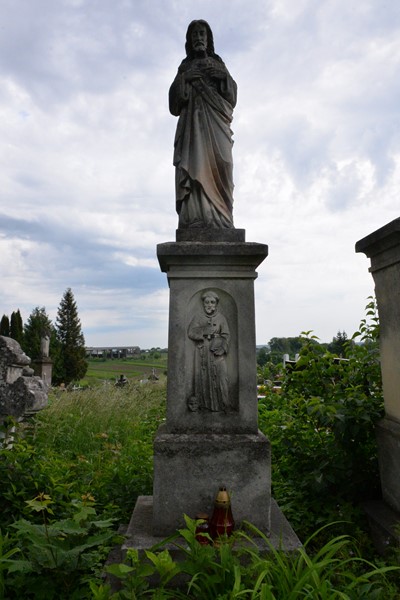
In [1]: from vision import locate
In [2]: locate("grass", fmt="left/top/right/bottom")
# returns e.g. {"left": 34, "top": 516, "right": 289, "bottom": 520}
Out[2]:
{"left": 100, "top": 517, "right": 400, "bottom": 599}
{"left": 30, "top": 381, "right": 167, "bottom": 523}
{"left": 2, "top": 381, "right": 400, "bottom": 598}
{"left": 81, "top": 357, "right": 168, "bottom": 387}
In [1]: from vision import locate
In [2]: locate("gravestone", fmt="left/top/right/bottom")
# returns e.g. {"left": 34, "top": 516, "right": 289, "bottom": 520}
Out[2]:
{"left": 356, "top": 218, "right": 400, "bottom": 550}
{"left": 124, "top": 20, "right": 299, "bottom": 551}
{"left": 0, "top": 335, "right": 48, "bottom": 424}
{"left": 33, "top": 333, "right": 53, "bottom": 389}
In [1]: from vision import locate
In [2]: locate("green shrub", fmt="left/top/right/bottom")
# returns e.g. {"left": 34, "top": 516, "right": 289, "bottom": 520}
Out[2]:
{"left": 258, "top": 299, "right": 383, "bottom": 540}
{"left": 5, "top": 493, "right": 120, "bottom": 599}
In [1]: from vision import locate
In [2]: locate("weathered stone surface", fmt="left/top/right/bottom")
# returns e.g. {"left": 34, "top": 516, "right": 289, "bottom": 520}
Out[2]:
{"left": 176, "top": 228, "right": 246, "bottom": 243}
{"left": 356, "top": 218, "right": 400, "bottom": 522}
{"left": 356, "top": 217, "right": 400, "bottom": 421}
{"left": 376, "top": 417, "right": 400, "bottom": 514}
{"left": 364, "top": 499, "right": 400, "bottom": 554}
{"left": 157, "top": 241, "right": 268, "bottom": 435}
{"left": 33, "top": 358, "right": 53, "bottom": 389}
{"left": 151, "top": 237, "right": 271, "bottom": 536}
{"left": 170, "top": 20, "right": 237, "bottom": 230}
{"left": 153, "top": 427, "right": 271, "bottom": 536}
{"left": 123, "top": 496, "right": 301, "bottom": 554}
{"left": 0, "top": 336, "right": 48, "bottom": 420}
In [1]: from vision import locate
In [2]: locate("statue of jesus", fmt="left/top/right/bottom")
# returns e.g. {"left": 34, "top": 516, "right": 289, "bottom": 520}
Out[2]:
{"left": 169, "top": 20, "right": 237, "bottom": 229}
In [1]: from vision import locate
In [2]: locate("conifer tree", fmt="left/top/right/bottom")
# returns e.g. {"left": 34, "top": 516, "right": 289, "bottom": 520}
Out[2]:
{"left": 10, "top": 309, "right": 24, "bottom": 344}
{"left": 23, "top": 307, "right": 55, "bottom": 360}
{"left": 0, "top": 314, "right": 10, "bottom": 336}
{"left": 55, "top": 288, "right": 87, "bottom": 384}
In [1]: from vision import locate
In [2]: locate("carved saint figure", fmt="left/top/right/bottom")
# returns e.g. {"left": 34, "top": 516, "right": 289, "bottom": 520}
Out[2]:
{"left": 187, "top": 291, "right": 230, "bottom": 412}
{"left": 169, "top": 20, "right": 237, "bottom": 229}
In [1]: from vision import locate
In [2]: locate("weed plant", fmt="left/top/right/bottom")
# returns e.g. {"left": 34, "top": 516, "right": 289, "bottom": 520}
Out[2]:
{"left": 91, "top": 517, "right": 399, "bottom": 599}
{"left": 0, "top": 382, "right": 166, "bottom": 531}
{"left": 33, "top": 383, "right": 167, "bottom": 522}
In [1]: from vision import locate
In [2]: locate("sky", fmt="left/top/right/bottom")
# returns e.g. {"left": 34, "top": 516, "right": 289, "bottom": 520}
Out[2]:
{"left": 1, "top": 0, "right": 399, "bottom": 349}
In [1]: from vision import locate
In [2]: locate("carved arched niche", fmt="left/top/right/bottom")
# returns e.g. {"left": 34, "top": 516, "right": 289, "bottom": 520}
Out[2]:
{"left": 185, "top": 288, "right": 238, "bottom": 413}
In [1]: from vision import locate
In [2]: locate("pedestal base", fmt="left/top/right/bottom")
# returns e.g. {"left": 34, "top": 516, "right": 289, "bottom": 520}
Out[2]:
{"left": 364, "top": 499, "right": 400, "bottom": 554}
{"left": 153, "top": 426, "right": 271, "bottom": 536}
{"left": 122, "top": 496, "right": 301, "bottom": 554}
{"left": 33, "top": 358, "right": 53, "bottom": 389}
{"left": 376, "top": 417, "right": 400, "bottom": 514}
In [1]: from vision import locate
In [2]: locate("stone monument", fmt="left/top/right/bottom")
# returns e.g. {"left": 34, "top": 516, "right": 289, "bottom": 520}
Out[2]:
{"left": 0, "top": 335, "right": 48, "bottom": 428}
{"left": 124, "top": 21, "right": 299, "bottom": 551}
{"left": 33, "top": 332, "right": 53, "bottom": 389}
{"left": 356, "top": 218, "right": 400, "bottom": 550}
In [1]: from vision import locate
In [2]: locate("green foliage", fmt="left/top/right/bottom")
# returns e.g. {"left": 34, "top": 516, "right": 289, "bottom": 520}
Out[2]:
{"left": 98, "top": 518, "right": 399, "bottom": 599}
{"left": 10, "top": 310, "right": 24, "bottom": 345}
{"left": 83, "top": 357, "right": 167, "bottom": 387}
{"left": 55, "top": 288, "right": 88, "bottom": 385}
{"left": 0, "top": 383, "right": 165, "bottom": 597}
{"left": 0, "top": 530, "right": 21, "bottom": 599}
{"left": 31, "top": 383, "right": 163, "bottom": 521}
{"left": 258, "top": 336, "right": 312, "bottom": 366}
{"left": 6, "top": 493, "right": 119, "bottom": 599}
{"left": 258, "top": 299, "right": 383, "bottom": 539}
{"left": 327, "top": 330, "right": 350, "bottom": 357}
{"left": 0, "top": 297, "right": 396, "bottom": 597}
{"left": 0, "top": 314, "right": 10, "bottom": 337}
{"left": 0, "top": 418, "right": 75, "bottom": 530}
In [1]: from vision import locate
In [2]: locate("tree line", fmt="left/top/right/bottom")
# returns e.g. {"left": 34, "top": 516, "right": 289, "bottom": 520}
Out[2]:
{"left": 0, "top": 288, "right": 87, "bottom": 386}
{"left": 257, "top": 331, "right": 350, "bottom": 367}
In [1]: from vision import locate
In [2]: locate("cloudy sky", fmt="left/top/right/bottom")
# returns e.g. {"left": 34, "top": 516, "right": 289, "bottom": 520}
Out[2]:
{"left": 1, "top": 0, "right": 399, "bottom": 348}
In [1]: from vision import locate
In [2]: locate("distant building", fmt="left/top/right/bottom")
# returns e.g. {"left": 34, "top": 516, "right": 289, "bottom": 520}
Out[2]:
{"left": 86, "top": 346, "right": 141, "bottom": 359}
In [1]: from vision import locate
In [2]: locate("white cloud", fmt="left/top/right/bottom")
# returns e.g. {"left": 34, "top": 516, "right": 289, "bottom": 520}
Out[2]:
{"left": 1, "top": 0, "right": 399, "bottom": 347}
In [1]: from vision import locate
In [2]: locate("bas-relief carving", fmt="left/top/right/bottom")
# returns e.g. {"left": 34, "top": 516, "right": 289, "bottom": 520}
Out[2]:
{"left": 186, "top": 290, "right": 238, "bottom": 413}
{"left": 169, "top": 20, "right": 237, "bottom": 230}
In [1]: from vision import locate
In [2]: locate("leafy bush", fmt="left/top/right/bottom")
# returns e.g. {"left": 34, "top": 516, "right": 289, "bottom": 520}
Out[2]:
{"left": 5, "top": 493, "right": 119, "bottom": 599}
{"left": 92, "top": 517, "right": 399, "bottom": 599}
{"left": 258, "top": 299, "right": 383, "bottom": 539}
{"left": 0, "top": 382, "right": 166, "bottom": 597}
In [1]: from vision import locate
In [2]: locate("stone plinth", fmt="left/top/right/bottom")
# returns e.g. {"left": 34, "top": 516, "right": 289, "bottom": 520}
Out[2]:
{"left": 356, "top": 218, "right": 400, "bottom": 422}
{"left": 123, "top": 496, "right": 301, "bottom": 555}
{"left": 153, "top": 426, "right": 271, "bottom": 536}
{"left": 356, "top": 217, "right": 400, "bottom": 516}
{"left": 157, "top": 240, "right": 268, "bottom": 435}
{"left": 150, "top": 236, "right": 270, "bottom": 537}
{"left": 375, "top": 418, "right": 400, "bottom": 514}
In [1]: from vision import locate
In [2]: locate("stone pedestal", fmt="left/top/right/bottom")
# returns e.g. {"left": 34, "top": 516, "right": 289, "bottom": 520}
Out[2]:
{"left": 153, "top": 428, "right": 271, "bottom": 536}
{"left": 356, "top": 218, "right": 400, "bottom": 424}
{"left": 33, "top": 358, "right": 53, "bottom": 389}
{"left": 150, "top": 229, "right": 270, "bottom": 535}
{"left": 356, "top": 217, "right": 400, "bottom": 545}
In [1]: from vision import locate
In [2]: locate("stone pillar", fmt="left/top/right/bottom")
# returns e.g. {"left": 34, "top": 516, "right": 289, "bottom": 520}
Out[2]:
{"left": 33, "top": 358, "right": 53, "bottom": 389}
{"left": 152, "top": 229, "right": 271, "bottom": 536}
{"left": 356, "top": 218, "right": 400, "bottom": 514}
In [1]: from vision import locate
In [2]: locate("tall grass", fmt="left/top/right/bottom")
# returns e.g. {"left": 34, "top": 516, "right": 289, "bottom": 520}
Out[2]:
{"left": 100, "top": 518, "right": 400, "bottom": 599}
{"left": 30, "top": 382, "right": 167, "bottom": 522}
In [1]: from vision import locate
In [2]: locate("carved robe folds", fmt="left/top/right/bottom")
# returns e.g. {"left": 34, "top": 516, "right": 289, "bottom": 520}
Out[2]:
{"left": 188, "top": 309, "right": 230, "bottom": 412}
{"left": 169, "top": 57, "right": 237, "bottom": 229}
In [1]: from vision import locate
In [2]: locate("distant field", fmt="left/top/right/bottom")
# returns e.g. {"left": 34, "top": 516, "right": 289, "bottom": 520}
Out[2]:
{"left": 82, "top": 356, "right": 168, "bottom": 386}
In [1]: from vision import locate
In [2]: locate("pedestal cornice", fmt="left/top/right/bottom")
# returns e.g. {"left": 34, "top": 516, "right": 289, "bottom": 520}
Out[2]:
{"left": 157, "top": 241, "right": 269, "bottom": 275}
{"left": 356, "top": 218, "right": 400, "bottom": 272}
